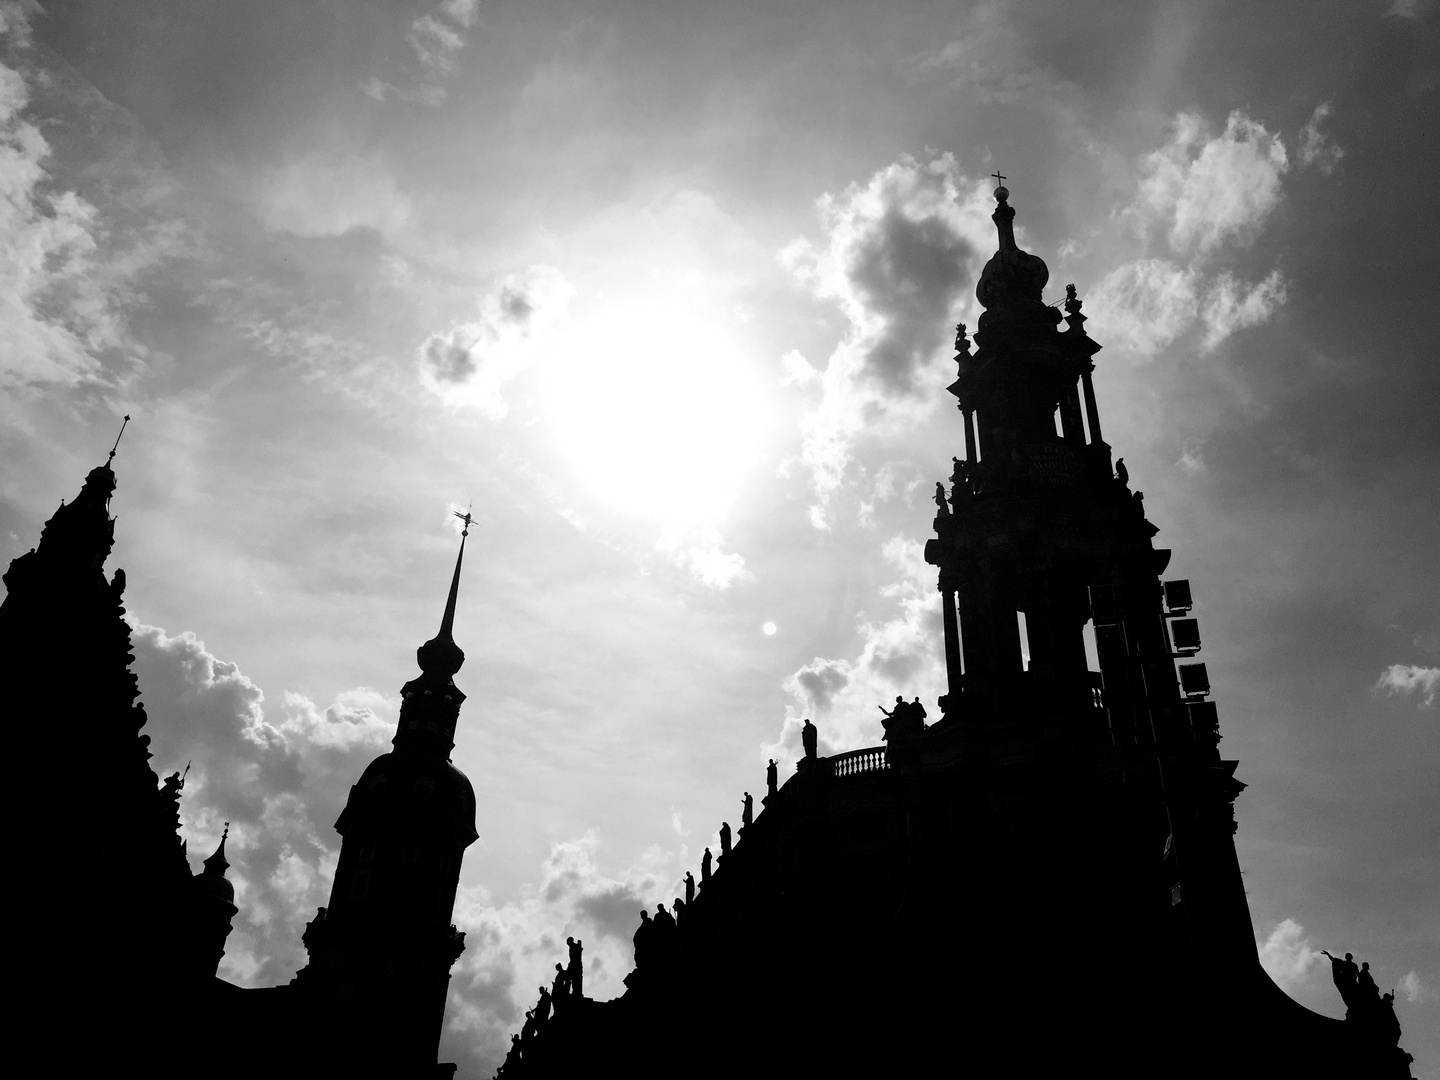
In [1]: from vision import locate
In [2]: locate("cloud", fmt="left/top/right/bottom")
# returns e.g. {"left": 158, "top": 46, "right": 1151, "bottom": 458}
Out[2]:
{"left": 129, "top": 621, "right": 398, "bottom": 987}
{"left": 768, "top": 535, "right": 945, "bottom": 761}
{"left": 1086, "top": 258, "right": 1198, "bottom": 355}
{"left": 1128, "top": 110, "right": 1289, "bottom": 255}
{"left": 1398, "top": 970, "right": 1433, "bottom": 1003}
{"left": 1298, "top": 103, "right": 1344, "bottom": 175}
{"left": 1088, "top": 111, "right": 1295, "bottom": 357}
{"left": 907, "top": 0, "right": 1074, "bottom": 109}
{"left": 445, "top": 831, "right": 681, "bottom": 1074}
{"left": 0, "top": 52, "right": 137, "bottom": 386}
{"left": 1200, "top": 270, "right": 1287, "bottom": 350}
{"left": 654, "top": 526, "right": 752, "bottom": 591}
{"left": 419, "top": 264, "right": 574, "bottom": 418}
{"left": 130, "top": 618, "right": 687, "bottom": 1078}
{"left": 365, "top": 0, "right": 481, "bottom": 106}
{"left": 779, "top": 348, "right": 818, "bottom": 387}
{"left": 781, "top": 153, "right": 992, "bottom": 524}
{"left": 1374, "top": 664, "right": 1440, "bottom": 707}
{"left": 1387, "top": 0, "right": 1433, "bottom": 19}
{"left": 1257, "top": 917, "right": 1322, "bottom": 989}
{"left": 253, "top": 154, "right": 412, "bottom": 238}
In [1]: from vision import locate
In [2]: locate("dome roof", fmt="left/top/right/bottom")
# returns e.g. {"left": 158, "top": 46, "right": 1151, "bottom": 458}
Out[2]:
{"left": 975, "top": 186, "right": 1049, "bottom": 313}
{"left": 337, "top": 750, "right": 479, "bottom": 848}
{"left": 194, "top": 827, "right": 236, "bottom": 905}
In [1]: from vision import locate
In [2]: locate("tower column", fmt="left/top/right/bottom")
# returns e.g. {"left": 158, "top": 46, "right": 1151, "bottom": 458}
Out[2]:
{"left": 940, "top": 583, "right": 963, "bottom": 708}
{"left": 1081, "top": 370, "right": 1103, "bottom": 445}
{"left": 1060, "top": 386, "right": 1085, "bottom": 444}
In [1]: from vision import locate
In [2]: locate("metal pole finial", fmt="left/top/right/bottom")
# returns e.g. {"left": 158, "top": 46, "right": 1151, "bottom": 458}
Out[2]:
{"left": 108, "top": 414, "right": 131, "bottom": 463}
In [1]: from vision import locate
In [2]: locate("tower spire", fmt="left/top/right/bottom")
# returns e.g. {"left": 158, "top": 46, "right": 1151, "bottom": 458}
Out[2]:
{"left": 108, "top": 414, "right": 131, "bottom": 466}
{"left": 437, "top": 510, "right": 473, "bottom": 644}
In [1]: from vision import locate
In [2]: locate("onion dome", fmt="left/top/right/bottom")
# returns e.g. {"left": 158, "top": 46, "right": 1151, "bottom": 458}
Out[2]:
{"left": 975, "top": 185, "right": 1050, "bottom": 314}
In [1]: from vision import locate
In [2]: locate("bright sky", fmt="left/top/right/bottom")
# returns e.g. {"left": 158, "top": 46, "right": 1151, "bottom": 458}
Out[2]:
{"left": 2, "top": 2, "right": 1437, "bottom": 1074}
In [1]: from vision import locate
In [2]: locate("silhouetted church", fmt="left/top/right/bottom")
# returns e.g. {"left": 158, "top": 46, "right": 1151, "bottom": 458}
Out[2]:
{"left": 3, "top": 184, "right": 1417, "bottom": 1079}
{"left": 2, "top": 444, "right": 479, "bottom": 1077}
{"left": 496, "top": 187, "right": 1416, "bottom": 1079}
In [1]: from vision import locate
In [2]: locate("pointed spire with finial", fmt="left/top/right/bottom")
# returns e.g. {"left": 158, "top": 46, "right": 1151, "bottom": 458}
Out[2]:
{"left": 204, "top": 822, "right": 231, "bottom": 876}
{"left": 415, "top": 511, "right": 474, "bottom": 680}
{"left": 396, "top": 509, "right": 477, "bottom": 755}
{"left": 75, "top": 413, "right": 130, "bottom": 513}
{"left": 196, "top": 822, "right": 236, "bottom": 904}
{"left": 108, "top": 414, "right": 130, "bottom": 466}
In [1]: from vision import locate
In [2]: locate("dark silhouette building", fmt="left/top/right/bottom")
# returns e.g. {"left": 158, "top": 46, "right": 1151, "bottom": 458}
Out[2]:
{"left": 498, "top": 187, "right": 1416, "bottom": 1078}
{"left": 2, "top": 452, "right": 478, "bottom": 1078}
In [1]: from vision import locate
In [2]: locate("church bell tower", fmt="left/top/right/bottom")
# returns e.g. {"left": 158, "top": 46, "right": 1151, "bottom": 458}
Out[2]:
{"left": 297, "top": 516, "right": 480, "bottom": 1078}
{"left": 925, "top": 180, "right": 1255, "bottom": 1019}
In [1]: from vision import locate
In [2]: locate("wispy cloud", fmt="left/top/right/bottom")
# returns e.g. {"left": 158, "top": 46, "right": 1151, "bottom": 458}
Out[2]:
{"left": 252, "top": 153, "right": 412, "bottom": 238}
{"left": 0, "top": 54, "right": 135, "bottom": 386}
{"left": 364, "top": 0, "right": 483, "bottom": 107}
{"left": 1299, "top": 103, "right": 1345, "bottom": 175}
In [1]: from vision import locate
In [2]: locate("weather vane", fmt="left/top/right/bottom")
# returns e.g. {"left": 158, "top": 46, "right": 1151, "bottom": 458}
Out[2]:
{"left": 453, "top": 503, "right": 476, "bottom": 537}
{"left": 108, "top": 414, "right": 131, "bottom": 463}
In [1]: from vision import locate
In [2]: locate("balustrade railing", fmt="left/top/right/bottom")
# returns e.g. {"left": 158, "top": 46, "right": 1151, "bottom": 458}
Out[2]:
{"left": 829, "top": 746, "right": 889, "bottom": 779}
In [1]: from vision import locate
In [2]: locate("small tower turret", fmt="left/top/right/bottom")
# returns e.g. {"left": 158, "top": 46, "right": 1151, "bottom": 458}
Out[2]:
{"left": 186, "top": 824, "right": 238, "bottom": 981}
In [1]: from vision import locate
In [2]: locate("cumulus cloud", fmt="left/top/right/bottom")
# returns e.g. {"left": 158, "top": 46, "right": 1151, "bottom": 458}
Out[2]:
{"left": 445, "top": 831, "right": 681, "bottom": 1073}
{"left": 1374, "top": 664, "right": 1440, "bottom": 707}
{"left": 781, "top": 154, "right": 992, "bottom": 524}
{"left": 1398, "top": 970, "right": 1433, "bottom": 1003}
{"left": 419, "top": 264, "right": 574, "bottom": 418}
{"left": 1257, "top": 917, "right": 1322, "bottom": 989}
{"left": 655, "top": 526, "right": 752, "bottom": 590}
{"left": 130, "top": 618, "right": 679, "bottom": 1077}
{"left": 766, "top": 535, "right": 945, "bottom": 763}
{"left": 130, "top": 621, "right": 397, "bottom": 986}
{"left": 1129, "top": 110, "right": 1289, "bottom": 255}
{"left": 1299, "top": 103, "right": 1345, "bottom": 175}
{"left": 1088, "top": 110, "right": 1295, "bottom": 357}
{"left": 253, "top": 154, "right": 412, "bottom": 238}
{"left": 779, "top": 348, "right": 818, "bottom": 387}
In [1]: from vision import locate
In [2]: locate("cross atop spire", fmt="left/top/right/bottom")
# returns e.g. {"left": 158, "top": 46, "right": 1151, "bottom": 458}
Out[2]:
{"left": 991, "top": 170, "right": 1006, "bottom": 186}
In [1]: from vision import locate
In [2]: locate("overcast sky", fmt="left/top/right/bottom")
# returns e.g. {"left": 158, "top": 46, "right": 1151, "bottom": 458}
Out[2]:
{"left": 2, "top": 1, "right": 1436, "bottom": 1074}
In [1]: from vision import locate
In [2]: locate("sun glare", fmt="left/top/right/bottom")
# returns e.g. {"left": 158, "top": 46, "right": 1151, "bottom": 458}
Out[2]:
{"left": 543, "top": 303, "right": 772, "bottom": 525}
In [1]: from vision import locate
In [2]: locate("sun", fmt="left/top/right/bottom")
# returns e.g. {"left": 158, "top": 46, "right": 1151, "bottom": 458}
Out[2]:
{"left": 542, "top": 300, "right": 773, "bottom": 525}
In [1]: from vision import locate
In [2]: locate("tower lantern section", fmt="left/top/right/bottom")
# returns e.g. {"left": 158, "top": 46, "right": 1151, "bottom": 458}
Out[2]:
{"left": 928, "top": 185, "right": 1155, "bottom": 739}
